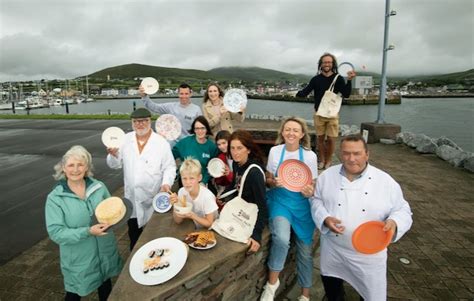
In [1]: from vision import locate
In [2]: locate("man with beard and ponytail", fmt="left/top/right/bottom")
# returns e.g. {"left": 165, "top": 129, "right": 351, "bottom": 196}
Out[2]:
{"left": 106, "top": 108, "right": 176, "bottom": 250}
{"left": 297, "top": 52, "right": 356, "bottom": 170}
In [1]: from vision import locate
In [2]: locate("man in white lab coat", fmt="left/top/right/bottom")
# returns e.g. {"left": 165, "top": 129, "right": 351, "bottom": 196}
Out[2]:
{"left": 106, "top": 108, "right": 176, "bottom": 250}
{"left": 311, "top": 135, "right": 412, "bottom": 300}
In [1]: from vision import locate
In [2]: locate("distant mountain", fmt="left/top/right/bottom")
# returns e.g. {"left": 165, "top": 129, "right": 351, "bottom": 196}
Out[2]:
{"left": 86, "top": 63, "right": 311, "bottom": 84}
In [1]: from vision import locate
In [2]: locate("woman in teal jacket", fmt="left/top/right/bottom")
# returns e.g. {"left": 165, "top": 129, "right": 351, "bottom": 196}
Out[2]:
{"left": 45, "top": 145, "right": 123, "bottom": 300}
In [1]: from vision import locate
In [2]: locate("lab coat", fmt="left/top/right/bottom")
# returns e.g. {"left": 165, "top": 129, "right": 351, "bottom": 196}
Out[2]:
{"left": 107, "top": 131, "right": 176, "bottom": 228}
{"left": 310, "top": 164, "right": 412, "bottom": 300}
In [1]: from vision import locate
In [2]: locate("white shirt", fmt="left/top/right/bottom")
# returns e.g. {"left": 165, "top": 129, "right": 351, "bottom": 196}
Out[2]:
{"left": 106, "top": 131, "right": 176, "bottom": 228}
{"left": 178, "top": 185, "right": 218, "bottom": 229}
{"left": 310, "top": 164, "right": 412, "bottom": 301}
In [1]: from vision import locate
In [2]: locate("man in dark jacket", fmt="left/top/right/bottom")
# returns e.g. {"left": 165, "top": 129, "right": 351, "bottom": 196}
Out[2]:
{"left": 297, "top": 53, "right": 356, "bottom": 169}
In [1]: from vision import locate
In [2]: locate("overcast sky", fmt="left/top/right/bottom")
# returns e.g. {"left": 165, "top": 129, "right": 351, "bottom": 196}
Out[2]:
{"left": 0, "top": 0, "right": 472, "bottom": 82}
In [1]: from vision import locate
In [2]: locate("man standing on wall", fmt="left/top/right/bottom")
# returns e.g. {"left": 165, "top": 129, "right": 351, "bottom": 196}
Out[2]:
{"left": 297, "top": 53, "right": 356, "bottom": 169}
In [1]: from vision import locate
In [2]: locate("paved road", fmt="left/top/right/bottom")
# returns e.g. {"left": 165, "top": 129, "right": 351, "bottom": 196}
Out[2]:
{"left": 0, "top": 119, "right": 133, "bottom": 264}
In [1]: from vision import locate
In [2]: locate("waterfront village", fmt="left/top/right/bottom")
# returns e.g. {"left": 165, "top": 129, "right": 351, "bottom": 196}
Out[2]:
{"left": 0, "top": 74, "right": 473, "bottom": 111}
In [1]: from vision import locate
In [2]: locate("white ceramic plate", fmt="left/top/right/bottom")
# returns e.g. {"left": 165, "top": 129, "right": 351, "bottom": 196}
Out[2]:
{"left": 129, "top": 237, "right": 188, "bottom": 285}
{"left": 155, "top": 114, "right": 182, "bottom": 141}
{"left": 141, "top": 77, "right": 159, "bottom": 95}
{"left": 338, "top": 62, "right": 355, "bottom": 77}
{"left": 152, "top": 192, "right": 172, "bottom": 213}
{"left": 101, "top": 127, "right": 125, "bottom": 148}
{"left": 188, "top": 240, "right": 216, "bottom": 250}
{"left": 223, "top": 88, "right": 247, "bottom": 113}
{"left": 207, "top": 158, "right": 225, "bottom": 178}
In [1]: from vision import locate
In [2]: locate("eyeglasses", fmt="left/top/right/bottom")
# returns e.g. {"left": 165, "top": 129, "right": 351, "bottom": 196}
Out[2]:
{"left": 194, "top": 126, "right": 206, "bottom": 131}
{"left": 132, "top": 118, "right": 150, "bottom": 124}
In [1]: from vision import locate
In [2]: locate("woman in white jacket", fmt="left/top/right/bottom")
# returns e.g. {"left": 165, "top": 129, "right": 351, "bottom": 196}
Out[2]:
{"left": 106, "top": 108, "right": 176, "bottom": 250}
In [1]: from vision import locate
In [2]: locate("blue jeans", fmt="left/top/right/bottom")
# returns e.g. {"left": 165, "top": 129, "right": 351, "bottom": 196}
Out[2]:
{"left": 267, "top": 216, "right": 313, "bottom": 288}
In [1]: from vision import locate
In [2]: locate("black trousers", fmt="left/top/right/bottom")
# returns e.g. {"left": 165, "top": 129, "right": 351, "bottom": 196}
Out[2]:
{"left": 321, "top": 275, "right": 364, "bottom": 301}
{"left": 65, "top": 278, "right": 111, "bottom": 301}
{"left": 128, "top": 218, "right": 144, "bottom": 251}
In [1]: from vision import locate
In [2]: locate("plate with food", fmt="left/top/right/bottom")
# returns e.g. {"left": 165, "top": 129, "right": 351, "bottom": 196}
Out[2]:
{"left": 141, "top": 77, "right": 159, "bottom": 95}
{"left": 93, "top": 197, "right": 133, "bottom": 231}
{"left": 101, "top": 127, "right": 125, "bottom": 148}
{"left": 277, "top": 159, "right": 312, "bottom": 192}
{"left": 184, "top": 231, "right": 217, "bottom": 250}
{"left": 223, "top": 88, "right": 247, "bottom": 113}
{"left": 129, "top": 237, "right": 188, "bottom": 285}
{"left": 155, "top": 114, "right": 182, "bottom": 141}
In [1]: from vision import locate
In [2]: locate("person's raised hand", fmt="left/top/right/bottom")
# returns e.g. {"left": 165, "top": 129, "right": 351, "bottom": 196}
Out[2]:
{"left": 139, "top": 85, "right": 146, "bottom": 97}
{"left": 347, "top": 70, "right": 356, "bottom": 80}
{"left": 107, "top": 147, "right": 119, "bottom": 158}
{"left": 324, "top": 216, "right": 345, "bottom": 234}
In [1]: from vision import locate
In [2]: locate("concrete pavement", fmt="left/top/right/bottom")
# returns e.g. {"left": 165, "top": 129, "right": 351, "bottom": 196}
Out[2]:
{"left": 0, "top": 119, "right": 473, "bottom": 300}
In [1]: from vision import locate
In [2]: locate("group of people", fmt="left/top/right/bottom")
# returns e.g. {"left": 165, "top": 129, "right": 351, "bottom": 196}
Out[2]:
{"left": 45, "top": 52, "right": 412, "bottom": 301}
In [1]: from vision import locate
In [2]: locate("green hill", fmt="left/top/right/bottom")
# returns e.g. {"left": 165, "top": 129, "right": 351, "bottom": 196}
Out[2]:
{"left": 86, "top": 64, "right": 311, "bottom": 85}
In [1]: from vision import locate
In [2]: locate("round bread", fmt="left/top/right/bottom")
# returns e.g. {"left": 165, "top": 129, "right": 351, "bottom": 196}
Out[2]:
{"left": 95, "top": 197, "right": 126, "bottom": 225}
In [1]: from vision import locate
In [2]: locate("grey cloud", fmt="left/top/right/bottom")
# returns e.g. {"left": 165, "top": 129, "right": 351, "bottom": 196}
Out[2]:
{"left": 0, "top": 0, "right": 472, "bottom": 81}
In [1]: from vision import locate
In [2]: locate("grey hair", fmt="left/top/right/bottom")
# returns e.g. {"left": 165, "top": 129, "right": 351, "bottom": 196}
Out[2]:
{"left": 53, "top": 145, "right": 94, "bottom": 180}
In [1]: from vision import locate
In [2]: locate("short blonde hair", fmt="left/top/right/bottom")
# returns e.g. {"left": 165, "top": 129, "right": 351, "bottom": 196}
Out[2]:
{"left": 275, "top": 117, "right": 311, "bottom": 150}
{"left": 179, "top": 157, "right": 202, "bottom": 176}
{"left": 53, "top": 145, "right": 94, "bottom": 180}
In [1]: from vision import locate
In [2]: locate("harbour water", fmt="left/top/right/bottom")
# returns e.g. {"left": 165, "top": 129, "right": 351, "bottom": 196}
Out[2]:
{"left": 1, "top": 97, "right": 473, "bottom": 152}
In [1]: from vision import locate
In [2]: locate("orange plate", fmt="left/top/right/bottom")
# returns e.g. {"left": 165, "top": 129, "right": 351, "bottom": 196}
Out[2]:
{"left": 277, "top": 159, "right": 312, "bottom": 192}
{"left": 352, "top": 221, "right": 393, "bottom": 254}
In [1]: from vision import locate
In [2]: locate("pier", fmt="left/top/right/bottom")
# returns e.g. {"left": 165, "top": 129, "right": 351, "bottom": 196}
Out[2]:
{"left": 0, "top": 119, "right": 472, "bottom": 300}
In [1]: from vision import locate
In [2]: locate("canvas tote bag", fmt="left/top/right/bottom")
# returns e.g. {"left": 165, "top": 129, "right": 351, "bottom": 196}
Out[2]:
{"left": 316, "top": 74, "right": 342, "bottom": 118}
{"left": 211, "top": 164, "right": 265, "bottom": 243}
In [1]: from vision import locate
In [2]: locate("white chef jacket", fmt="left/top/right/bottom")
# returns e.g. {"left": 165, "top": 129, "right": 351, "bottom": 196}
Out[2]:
{"left": 311, "top": 164, "right": 412, "bottom": 301}
{"left": 107, "top": 131, "right": 176, "bottom": 228}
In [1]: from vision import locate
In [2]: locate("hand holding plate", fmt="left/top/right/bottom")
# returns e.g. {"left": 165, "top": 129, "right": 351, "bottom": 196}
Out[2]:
{"left": 107, "top": 147, "right": 119, "bottom": 158}
{"left": 90, "top": 223, "right": 110, "bottom": 236}
{"left": 160, "top": 184, "right": 171, "bottom": 193}
{"left": 169, "top": 193, "right": 178, "bottom": 205}
{"left": 300, "top": 182, "right": 315, "bottom": 198}
{"left": 139, "top": 84, "right": 146, "bottom": 97}
{"left": 383, "top": 218, "right": 397, "bottom": 234}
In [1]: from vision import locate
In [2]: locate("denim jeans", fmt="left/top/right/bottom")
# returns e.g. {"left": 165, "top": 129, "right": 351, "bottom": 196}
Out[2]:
{"left": 267, "top": 216, "right": 313, "bottom": 288}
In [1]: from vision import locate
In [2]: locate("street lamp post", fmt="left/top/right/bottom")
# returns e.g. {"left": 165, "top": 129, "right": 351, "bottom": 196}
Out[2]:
{"left": 376, "top": 0, "right": 396, "bottom": 124}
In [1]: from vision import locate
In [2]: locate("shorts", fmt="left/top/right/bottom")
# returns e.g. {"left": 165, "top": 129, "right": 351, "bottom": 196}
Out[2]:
{"left": 313, "top": 112, "right": 339, "bottom": 137}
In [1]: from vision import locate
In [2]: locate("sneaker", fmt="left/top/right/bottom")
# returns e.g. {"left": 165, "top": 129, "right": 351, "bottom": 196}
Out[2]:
{"left": 296, "top": 295, "right": 310, "bottom": 301}
{"left": 260, "top": 279, "right": 280, "bottom": 301}
{"left": 318, "top": 162, "right": 325, "bottom": 170}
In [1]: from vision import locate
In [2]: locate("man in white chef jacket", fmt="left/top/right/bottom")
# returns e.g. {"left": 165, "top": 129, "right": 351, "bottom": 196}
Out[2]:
{"left": 106, "top": 108, "right": 176, "bottom": 250}
{"left": 310, "top": 135, "right": 412, "bottom": 300}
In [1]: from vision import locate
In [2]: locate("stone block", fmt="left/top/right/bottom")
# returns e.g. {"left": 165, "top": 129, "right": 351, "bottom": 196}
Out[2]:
{"left": 436, "top": 145, "right": 469, "bottom": 167}
{"left": 360, "top": 122, "right": 401, "bottom": 144}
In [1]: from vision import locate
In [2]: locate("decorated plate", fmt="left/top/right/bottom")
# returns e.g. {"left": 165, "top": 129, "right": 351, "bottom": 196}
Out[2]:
{"left": 223, "top": 88, "right": 247, "bottom": 113}
{"left": 91, "top": 197, "right": 133, "bottom": 232}
{"left": 352, "top": 220, "right": 393, "bottom": 254}
{"left": 207, "top": 158, "right": 225, "bottom": 178}
{"left": 338, "top": 62, "right": 355, "bottom": 77}
{"left": 277, "top": 159, "right": 312, "bottom": 192}
{"left": 155, "top": 114, "right": 181, "bottom": 141}
{"left": 101, "top": 127, "right": 125, "bottom": 148}
{"left": 129, "top": 237, "right": 188, "bottom": 285}
{"left": 141, "top": 77, "right": 159, "bottom": 95}
{"left": 152, "top": 192, "right": 172, "bottom": 213}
